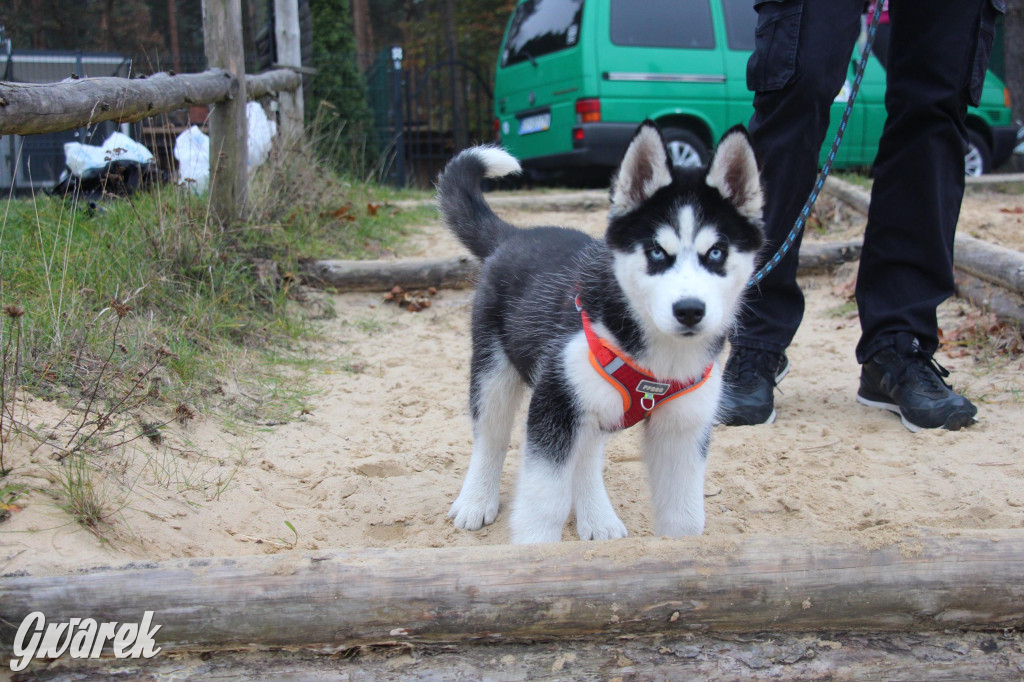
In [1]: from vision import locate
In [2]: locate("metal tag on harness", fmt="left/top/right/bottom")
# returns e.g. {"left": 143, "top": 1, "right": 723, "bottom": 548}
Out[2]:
{"left": 635, "top": 379, "right": 670, "bottom": 396}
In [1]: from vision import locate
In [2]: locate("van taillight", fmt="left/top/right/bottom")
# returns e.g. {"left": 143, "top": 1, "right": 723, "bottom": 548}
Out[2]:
{"left": 576, "top": 98, "right": 601, "bottom": 124}
{"left": 494, "top": 117, "right": 501, "bottom": 143}
{"left": 1005, "top": 88, "right": 1012, "bottom": 109}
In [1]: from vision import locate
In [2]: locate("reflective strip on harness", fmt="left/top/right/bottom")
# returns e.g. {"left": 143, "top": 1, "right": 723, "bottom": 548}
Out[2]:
{"left": 577, "top": 300, "right": 712, "bottom": 430}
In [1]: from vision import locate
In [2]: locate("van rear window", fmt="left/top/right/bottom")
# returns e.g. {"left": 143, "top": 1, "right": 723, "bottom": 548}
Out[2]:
{"left": 610, "top": 0, "right": 714, "bottom": 49}
{"left": 502, "top": 0, "right": 585, "bottom": 67}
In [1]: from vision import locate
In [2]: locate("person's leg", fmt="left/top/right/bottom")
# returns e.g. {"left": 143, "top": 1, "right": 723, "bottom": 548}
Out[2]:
{"left": 722, "top": 0, "right": 862, "bottom": 425}
{"left": 854, "top": 0, "right": 999, "bottom": 430}
{"left": 856, "top": 0, "right": 995, "bottom": 361}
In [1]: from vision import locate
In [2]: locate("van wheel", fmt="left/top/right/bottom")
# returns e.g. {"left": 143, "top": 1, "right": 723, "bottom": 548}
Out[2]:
{"left": 662, "top": 128, "right": 710, "bottom": 168}
{"left": 964, "top": 130, "right": 991, "bottom": 177}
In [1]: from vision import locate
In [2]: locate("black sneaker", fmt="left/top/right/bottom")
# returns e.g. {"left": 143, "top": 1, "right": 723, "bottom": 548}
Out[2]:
{"left": 857, "top": 334, "right": 977, "bottom": 432}
{"left": 719, "top": 347, "right": 790, "bottom": 425}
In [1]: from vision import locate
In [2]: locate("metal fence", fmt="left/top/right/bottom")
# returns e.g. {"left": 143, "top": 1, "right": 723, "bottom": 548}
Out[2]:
{"left": 364, "top": 46, "right": 496, "bottom": 188}
{"left": 0, "top": 50, "right": 216, "bottom": 194}
{"left": 3, "top": 42, "right": 496, "bottom": 193}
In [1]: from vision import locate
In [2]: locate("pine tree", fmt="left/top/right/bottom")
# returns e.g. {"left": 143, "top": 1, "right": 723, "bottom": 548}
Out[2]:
{"left": 308, "top": 0, "right": 376, "bottom": 174}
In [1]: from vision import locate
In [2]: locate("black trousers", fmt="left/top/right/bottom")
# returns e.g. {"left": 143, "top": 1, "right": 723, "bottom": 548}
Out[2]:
{"left": 733, "top": 0, "right": 1003, "bottom": 363}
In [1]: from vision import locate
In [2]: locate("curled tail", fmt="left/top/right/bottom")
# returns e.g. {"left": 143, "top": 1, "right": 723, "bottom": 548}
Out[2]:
{"left": 436, "top": 146, "right": 522, "bottom": 259}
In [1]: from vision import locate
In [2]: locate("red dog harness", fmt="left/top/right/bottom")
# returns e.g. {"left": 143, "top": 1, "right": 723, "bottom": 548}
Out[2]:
{"left": 577, "top": 296, "right": 712, "bottom": 430}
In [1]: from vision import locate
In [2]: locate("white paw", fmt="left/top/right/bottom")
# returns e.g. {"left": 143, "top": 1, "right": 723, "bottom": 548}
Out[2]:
{"left": 654, "top": 512, "right": 705, "bottom": 538}
{"left": 448, "top": 493, "right": 499, "bottom": 531}
{"left": 509, "top": 522, "right": 565, "bottom": 544}
{"left": 576, "top": 509, "right": 628, "bottom": 541}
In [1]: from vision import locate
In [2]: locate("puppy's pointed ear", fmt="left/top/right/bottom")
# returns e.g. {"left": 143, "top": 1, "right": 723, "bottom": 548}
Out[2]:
{"left": 610, "top": 121, "right": 673, "bottom": 216}
{"left": 706, "top": 126, "right": 763, "bottom": 223}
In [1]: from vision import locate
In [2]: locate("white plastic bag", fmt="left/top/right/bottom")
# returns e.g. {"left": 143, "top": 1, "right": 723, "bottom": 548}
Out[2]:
{"left": 173, "top": 125, "right": 211, "bottom": 195}
{"left": 99, "top": 131, "right": 155, "bottom": 165}
{"left": 246, "top": 102, "right": 278, "bottom": 170}
{"left": 172, "top": 105, "right": 278, "bottom": 194}
{"left": 63, "top": 142, "right": 109, "bottom": 177}
{"left": 63, "top": 132, "right": 156, "bottom": 178}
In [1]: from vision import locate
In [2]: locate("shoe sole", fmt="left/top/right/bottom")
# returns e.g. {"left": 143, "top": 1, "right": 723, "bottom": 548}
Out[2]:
{"left": 856, "top": 394, "right": 923, "bottom": 433}
{"left": 856, "top": 393, "right": 977, "bottom": 433}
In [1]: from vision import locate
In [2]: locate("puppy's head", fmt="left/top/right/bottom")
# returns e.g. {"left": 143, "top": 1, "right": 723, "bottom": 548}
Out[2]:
{"left": 606, "top": 122, "right": 765, "bottom": 342}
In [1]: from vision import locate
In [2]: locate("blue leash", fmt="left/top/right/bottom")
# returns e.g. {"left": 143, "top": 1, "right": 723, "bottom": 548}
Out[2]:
{"left": 746, "top": 2, "right": 885, "bottom": 289}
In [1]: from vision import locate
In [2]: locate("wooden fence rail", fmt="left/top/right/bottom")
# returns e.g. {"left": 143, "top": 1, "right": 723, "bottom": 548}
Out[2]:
{"left": 0, "top": 69, "right": 299, "bottom": 137}
{"left": 0, "top": 0, "right": 303, "bottom": 223}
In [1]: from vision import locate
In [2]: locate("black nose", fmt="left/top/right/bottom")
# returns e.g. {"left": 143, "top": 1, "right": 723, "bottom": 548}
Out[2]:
{"left": 673, "top": 298, "right": 705, "bottom": 327}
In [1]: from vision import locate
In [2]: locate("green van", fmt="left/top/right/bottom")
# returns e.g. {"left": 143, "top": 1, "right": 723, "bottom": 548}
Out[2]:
{"left": 494, "top": 0, "right": 1019, "bottom": 179}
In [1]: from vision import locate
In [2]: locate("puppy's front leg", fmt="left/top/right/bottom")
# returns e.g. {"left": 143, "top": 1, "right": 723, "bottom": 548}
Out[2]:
{"left": 643, "top": 410, "right": 712, "bottom": 537}
{"left": 572, "top": 429, "right": 627, "bottom": 540}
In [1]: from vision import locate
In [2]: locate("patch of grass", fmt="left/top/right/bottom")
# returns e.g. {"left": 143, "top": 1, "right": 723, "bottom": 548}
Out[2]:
{"left": 55, "top": 451, "right": 113, "bottom": 533}
{"left": 0, "top": 123, "right": 430, "bottom": 538}
{"left": 0, "top": 481, "right": 27, "bottom": 522}
{"left": 0, "top": 133, "right": 424, "bottom": 417}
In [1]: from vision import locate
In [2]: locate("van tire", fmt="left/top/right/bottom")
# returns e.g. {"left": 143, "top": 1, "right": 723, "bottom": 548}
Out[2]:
{"left": 662, "top": 128, "right": 710, "bottom": 169}
{"left": 964, "top": 129, "right": 991, "bottom": 177}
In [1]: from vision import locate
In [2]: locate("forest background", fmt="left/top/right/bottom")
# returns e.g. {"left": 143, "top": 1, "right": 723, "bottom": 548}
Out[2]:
{"left": 2, "top": 0, "right": 1022, "bottom": 175}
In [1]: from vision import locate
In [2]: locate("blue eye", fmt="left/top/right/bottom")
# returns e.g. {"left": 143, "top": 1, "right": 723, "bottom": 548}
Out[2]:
{"left": 647, "top": 245, "right": 667, "bottom": 262}
{"left": 707, "top": 244, "right": 727, "bottom": 263}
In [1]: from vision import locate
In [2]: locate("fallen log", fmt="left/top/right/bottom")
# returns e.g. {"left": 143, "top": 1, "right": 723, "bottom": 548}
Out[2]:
{"left": 23, "top": 629, "right": 1024, "bottom": 678}
{"left": 2, "top": 531, "right": 1023, "bottom": 654}
{"left": 824, "top": 175, "right": 1024, "bottom": 298}
{"left": 301, "top": 243, "right": 863, "bottom": 292}
{"left": 301, "top": 255, "right": 480, "bottom": 291}
{"left": 955, "top": 235, "right": 1024, "bottom": 296}
{"left": 955, "top": 270, "right": 1024, "bottom": 321}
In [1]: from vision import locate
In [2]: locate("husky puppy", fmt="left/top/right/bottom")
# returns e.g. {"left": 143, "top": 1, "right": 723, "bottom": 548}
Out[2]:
{"left": 437, "top": 122, "right": 764, "bottom": 543}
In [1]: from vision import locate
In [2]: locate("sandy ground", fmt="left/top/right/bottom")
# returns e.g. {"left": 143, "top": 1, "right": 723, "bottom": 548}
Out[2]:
{"left": 2, "top": 187, "right": 1023, "bottom": 576}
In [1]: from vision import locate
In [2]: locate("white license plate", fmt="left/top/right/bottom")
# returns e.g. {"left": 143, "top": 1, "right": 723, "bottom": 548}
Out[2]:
{"left": 518, "top": 112, "right": 551, "bottom": 135}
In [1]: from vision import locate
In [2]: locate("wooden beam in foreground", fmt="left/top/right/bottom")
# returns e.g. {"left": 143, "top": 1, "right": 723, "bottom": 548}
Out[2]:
{"left": 2, "top": 530, "right": 1022, "bottom": 654}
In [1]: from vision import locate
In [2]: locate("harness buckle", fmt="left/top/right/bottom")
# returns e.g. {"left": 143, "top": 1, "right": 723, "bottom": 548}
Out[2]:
{"left": 640, "top": 393, "right": 655, "bottom": 411}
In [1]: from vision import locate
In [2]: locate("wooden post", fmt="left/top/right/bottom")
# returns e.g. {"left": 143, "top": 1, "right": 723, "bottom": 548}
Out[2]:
{"left": 203, "top": 0, "right": 248, "bottom": 224}
{"left": 274, "top": 0, "right": 304, "bottom": 138}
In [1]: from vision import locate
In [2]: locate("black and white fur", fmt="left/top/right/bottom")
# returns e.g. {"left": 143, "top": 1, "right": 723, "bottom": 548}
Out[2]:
{"left": 438, "top": 122, "right": 764, "bottom": 543}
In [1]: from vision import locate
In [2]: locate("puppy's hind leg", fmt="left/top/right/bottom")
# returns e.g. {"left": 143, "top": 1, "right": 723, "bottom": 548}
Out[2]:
{"left": 449, "top": 347, "right": 525, "bottom": 530}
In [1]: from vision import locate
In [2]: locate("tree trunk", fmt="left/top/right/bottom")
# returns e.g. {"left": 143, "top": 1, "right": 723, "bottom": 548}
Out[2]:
{"left": 167, "top": 0, "right": 182, "bottom": 72}
{"left": 351, "top": 0, "right": 375, "bottom": 71}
